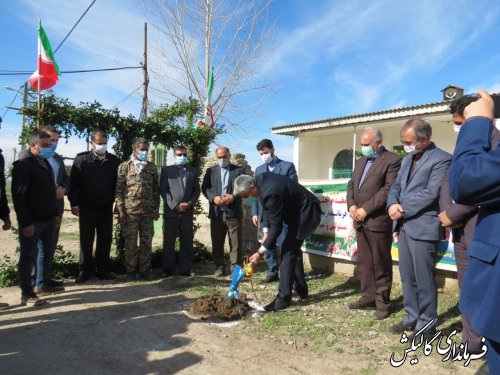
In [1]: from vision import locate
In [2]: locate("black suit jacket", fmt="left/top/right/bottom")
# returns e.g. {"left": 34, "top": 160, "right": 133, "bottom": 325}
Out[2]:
{"left": 347, "top": 147, "right": 401, "bottom": 232}
{"left": 0, "top": 150, "right": 10, "bottom": 222}
{"left": 12, "top": 152, "right": 58, "bottom": 227}
{"left": 439, "top": 126, "right": 500, "bottom": 247}
{"left": 257, "top": 173, "right": 321, "bottom": 249}
{"left": 159, "top": 165, "right": 200, "bottom": 218}
{"left": 202, "top": 163, "right": 245, "bottom": 219}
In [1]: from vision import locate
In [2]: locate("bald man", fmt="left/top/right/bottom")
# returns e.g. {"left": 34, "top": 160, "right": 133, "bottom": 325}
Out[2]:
{"left": 202, "top": 147, "right": 245, "bottom": 276}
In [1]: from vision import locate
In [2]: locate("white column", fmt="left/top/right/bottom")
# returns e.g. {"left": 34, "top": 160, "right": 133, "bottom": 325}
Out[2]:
{"left": 293, "top": 135, "right": 300, "bottom": 178}
{"left": 352, "top": 126, "right": 357, "bottom": 170}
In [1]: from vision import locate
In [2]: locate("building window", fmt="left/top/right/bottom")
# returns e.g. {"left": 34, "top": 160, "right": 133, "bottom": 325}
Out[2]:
{"left": 392, "top": 145, "right": 408, "bottom": 157}
{"left": 332, "top": 149, "right": 353, "bottom": 179}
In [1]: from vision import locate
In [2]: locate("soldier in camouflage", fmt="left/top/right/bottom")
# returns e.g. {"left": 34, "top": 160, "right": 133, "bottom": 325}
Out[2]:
{"left": 115, "top": 138, "right": 160, "bottom": 280}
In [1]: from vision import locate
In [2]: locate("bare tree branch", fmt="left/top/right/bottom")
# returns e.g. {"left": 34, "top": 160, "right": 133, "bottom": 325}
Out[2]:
{"left": 145, "top": 0, "right": 275, "bottom": 126}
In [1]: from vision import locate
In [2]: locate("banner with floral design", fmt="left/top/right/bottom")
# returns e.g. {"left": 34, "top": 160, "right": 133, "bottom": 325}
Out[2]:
{"left": 302, "top": 181, "right": 357, "bottom": 261}
{"left": 302, "top": 181, "right": 457, "bottom": 272}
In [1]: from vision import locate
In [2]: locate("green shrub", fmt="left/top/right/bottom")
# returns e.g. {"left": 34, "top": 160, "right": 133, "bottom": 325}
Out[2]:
{"left": 0, "top": 255, "right": 18, "bottom": 287}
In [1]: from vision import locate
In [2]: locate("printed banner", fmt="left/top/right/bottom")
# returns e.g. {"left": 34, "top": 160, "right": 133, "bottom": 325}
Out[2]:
{"left": 302, "top": 180, "right": 457, "bottom": 272}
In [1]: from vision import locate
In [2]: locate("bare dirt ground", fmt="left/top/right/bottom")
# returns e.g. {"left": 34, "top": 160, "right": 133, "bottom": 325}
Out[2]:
{"left": 0, "top": 202, "right": 486, "bottom": 375}
{"left": 0, "top": 270, "right": 486, "bottom": 375}
{"left": 0, "top": 275, "right": 350, "bottom": 375}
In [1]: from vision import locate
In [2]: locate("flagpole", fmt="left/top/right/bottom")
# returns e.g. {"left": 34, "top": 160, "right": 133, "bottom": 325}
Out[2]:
{"left": 37, "top": 20, "right": 41, "bottom": 129}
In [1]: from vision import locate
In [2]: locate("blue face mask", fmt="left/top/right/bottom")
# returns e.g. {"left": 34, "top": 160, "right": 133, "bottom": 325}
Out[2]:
{"left": 361, "top": 145, "right": 376, "bottom": 158}
{"left": 175, "top": 155, "right": 188, "bottom": 165}
{"left": 138, "top": 150, "right": 148, "bottom": 161}
{"left": 39, "top": 147, "right": 54, "bottom": 160}
{"left": 245, "top": 196, "right": 258, "bottom": 205}
{"left": 50, "top": 142, "right": 58, "bottom": 152}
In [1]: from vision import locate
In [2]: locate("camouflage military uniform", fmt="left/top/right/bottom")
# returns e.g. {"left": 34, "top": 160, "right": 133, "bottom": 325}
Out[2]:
{"left": 115, "top": 158, "right": 160, "bottom": 274}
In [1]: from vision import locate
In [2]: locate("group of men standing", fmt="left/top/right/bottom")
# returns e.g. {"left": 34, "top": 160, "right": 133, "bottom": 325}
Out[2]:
{"left": 346, "top": 91, "right": 500, "bottom": 372}
{"left": 4, "top": 91, "right": 498, "bottom": 372}
{"left": 5, "top": 129, "right": 302, "bottom": 307}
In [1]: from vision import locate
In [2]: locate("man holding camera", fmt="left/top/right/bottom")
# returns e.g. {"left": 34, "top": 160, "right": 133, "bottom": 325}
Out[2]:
{"left": 438, "top": 95, "right": 500, "bottom": 354}
{"left": 449, "top": 90, "right": 500, "bottom": 373}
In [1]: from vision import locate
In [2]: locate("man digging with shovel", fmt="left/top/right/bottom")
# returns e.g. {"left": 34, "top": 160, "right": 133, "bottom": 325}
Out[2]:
{"left": 234, "top": 174, "right": 321, "bottom": 312}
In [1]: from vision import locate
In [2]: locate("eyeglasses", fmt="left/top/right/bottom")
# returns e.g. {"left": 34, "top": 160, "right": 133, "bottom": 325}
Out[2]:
{"left": 175, "top": 153, "right": 188, "bottom": 157}
{"left": 400, "top": 139, "right": 414, "bottom": 146}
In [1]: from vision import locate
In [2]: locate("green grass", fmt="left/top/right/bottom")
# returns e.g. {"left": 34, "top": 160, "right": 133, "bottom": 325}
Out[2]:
{"left": 360, "top": 369, "right": 376, "bottom": 375}
{"left": 57, "top": 231, "right": 80, "bottom": 241}
{"left": 220, "top": 267, "right": 481, "bottom": 373}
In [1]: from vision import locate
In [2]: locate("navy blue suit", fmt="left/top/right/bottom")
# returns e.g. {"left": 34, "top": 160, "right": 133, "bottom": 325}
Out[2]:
{"left": 252, "top": 158, "right": 297, "bottom": 277}
{"left": 387, "top": 142, "right": 451, "bottom": 332}
{"left": 257, "top": 173, "right": 321, "bottom": 300}
{"left": 450, "top": 117, "right": 500, "bottom": 372}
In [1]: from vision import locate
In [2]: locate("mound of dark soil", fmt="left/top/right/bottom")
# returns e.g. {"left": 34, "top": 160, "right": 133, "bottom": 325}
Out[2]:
{"left": 186, "top": 293, "right": 251, "bottom": 320}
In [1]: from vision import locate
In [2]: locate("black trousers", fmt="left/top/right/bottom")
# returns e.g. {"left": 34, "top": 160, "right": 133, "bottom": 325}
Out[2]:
{"left": 455, "top": 240, "right": 482, "bottom": 352}
{"left": 277, "top": 225, "right": 308, "bottom": 301}
{"left": 79, "top": 206, "right": 113, "bottom": 275}
{"left": 163, "top": 212, "right": 194, "bottom": 273}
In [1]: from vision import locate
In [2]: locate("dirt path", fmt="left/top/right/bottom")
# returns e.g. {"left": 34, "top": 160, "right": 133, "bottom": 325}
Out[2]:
{"left": 0, "top": 272, "right": 485, "bottom": 375}
{"left": 0, "top": 202, "right": 485, "bottom": 375}
{"left": 0, "top": 277, "right": 342, "bottom": 375}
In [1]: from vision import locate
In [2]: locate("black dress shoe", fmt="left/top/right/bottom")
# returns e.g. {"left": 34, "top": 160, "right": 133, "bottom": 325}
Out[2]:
{"left": 264, "top": 296, "right": 291, "bottom": 312}
{"left": 408, "top": 328, "right": 437, "bottom": 342}
{"left": 140, "top": 271, "right": 154, "bottom": 280}
{"left": 75, "top": 272, "right": 91, "bottom": 284}
{"left": 389, "top": 320, "right": 417, "bottom": 334}
{"left": 293, "top": 286, "right": 308, "bottom": 300}
{"left": 126, "top": 272, "right": 138, "bottom": 281}
{"left": 163, "top": 268, "right": 174, "bottom": 278}
{"left": 97, "top": 272, "right": 117, "bottom": 280}
{"left": 261, "top": 274, "right": 279, "bottom": 283}
{"left": 47, "top": 279, "right": 64, "bottom": 287}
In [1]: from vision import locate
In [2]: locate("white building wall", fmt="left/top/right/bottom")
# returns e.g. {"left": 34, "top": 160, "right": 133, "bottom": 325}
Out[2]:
{"left": 295, "top": 119, "right": 458, "bottom": 181}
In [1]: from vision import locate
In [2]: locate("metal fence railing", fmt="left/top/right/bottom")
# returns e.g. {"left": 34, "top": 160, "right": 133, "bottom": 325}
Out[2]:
{"left": 331, "top": 168, "right": 353, "bottom": 179}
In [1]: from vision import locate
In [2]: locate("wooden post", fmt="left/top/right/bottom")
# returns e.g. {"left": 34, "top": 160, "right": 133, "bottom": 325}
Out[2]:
{"left": 142, "top": 22, "right": 148, "bottom": 120}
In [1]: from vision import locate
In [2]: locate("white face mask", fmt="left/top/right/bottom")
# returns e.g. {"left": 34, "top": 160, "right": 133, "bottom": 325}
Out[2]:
{"left": 261, "top": 153, "right": 273, "bottom": 164}
{"left": 94, "top": 144, "right": 107, "bottom": 155}
{"left": 495, "top": 118, "right": 500, "bottom": 131}
{"left": 218, "top": 158, "right": 230, "bottom": 168}
{"left": 453, "top": 125, "right": 462, "bottom": 134}
{"left": 403, "top": 144, "right": 416, "bottom": 153}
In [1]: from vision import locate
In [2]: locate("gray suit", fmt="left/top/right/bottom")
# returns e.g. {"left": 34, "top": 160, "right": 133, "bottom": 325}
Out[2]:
{"left": 159, "top": 165, "right": 200, "bottom": 273}
{"left": 387, "top": 142, "right": 451, "bottom": 331}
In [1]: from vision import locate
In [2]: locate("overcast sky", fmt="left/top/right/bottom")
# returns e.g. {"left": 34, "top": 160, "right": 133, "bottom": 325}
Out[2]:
{"left": 1, "top": 0, "right": 499, "bottom": 170}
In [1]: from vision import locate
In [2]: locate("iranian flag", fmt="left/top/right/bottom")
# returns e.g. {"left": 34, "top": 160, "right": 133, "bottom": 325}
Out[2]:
{"left": 28, "top": 21, "right": 60, "bottom": 91}
{"left": 197, "top": 67, "right": 215, "bottom": 128}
